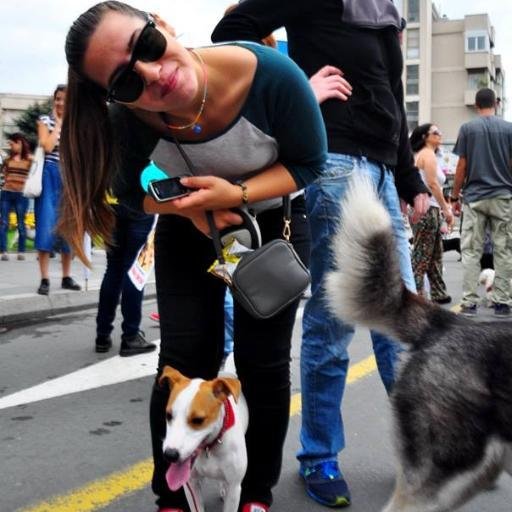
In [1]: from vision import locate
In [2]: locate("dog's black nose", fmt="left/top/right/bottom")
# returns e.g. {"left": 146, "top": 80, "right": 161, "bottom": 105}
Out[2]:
{"left": 164, "top": 448, "right": 180, "bottom": 463}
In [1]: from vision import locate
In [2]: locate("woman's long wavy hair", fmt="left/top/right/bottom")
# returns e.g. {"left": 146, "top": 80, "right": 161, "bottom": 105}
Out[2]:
{"left": 58, "top": 1, "right": 146, "bottom": 265}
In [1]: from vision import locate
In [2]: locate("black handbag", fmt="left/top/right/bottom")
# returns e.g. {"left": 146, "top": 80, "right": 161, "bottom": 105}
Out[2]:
{"left": 172, "top": 138, "right": 310, "bottom": 320}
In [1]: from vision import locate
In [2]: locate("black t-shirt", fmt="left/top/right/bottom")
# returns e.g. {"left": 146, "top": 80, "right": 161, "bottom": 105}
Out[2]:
{"left": 212, "top": 0, "right": 428, "bottom": 204}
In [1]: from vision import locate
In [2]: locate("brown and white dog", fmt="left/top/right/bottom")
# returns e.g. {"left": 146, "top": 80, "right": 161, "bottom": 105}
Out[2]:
{"left": 158, "top": 361, "right": 249, "bottom": 512}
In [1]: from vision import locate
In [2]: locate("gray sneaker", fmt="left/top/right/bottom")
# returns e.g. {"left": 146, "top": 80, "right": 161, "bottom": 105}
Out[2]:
{"left": 119, "top": 331, "right": 156, "bottom": 357}
{"left": 1, "top": 253, "right": 9, "bottom": 261}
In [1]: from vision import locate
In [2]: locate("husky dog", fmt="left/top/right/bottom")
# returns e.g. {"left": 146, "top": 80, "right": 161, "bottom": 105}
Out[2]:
{"left": 325, "top": 175, "right": 512, "bottom": 512}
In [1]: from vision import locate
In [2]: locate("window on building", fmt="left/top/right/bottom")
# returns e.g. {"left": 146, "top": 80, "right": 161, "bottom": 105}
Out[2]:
{"left": 467, "top": 70, "right": 488, "bottom": 90}
{"left": 406, "top": 101, "right": 419, "bottom": 132}
{"left": 407, "top": 0, "right": 419, "bottom": 22}
{"left": 466, "top": 31, "right": 488, "bottom": 52}
{"left": 406, "top": 29, "right": 420, "bottom": 59}
{"left": 406, "top": 65, "right": 419, "bottom": 95}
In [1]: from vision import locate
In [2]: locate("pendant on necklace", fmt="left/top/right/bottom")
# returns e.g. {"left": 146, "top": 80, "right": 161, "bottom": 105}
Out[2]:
{"left": 192, "top": 124, "right": 202, "bottom": 134}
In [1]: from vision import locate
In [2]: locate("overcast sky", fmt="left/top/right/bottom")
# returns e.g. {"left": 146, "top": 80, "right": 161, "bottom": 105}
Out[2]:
{"left": 0, "top": 0, "right": 510, "bottom": 118}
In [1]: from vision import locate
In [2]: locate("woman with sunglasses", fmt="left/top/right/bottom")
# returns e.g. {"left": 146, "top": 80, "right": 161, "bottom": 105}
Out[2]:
{"left": 409, "top": 123, "right": 454, "bottom": 303}
{"left": 59, "top": 2, "right": 326, "bottom": 511}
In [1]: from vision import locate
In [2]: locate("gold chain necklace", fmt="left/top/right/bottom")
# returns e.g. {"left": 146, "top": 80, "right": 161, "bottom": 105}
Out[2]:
{"left": 163, "top": 49, "right": 208, "bottom": 134}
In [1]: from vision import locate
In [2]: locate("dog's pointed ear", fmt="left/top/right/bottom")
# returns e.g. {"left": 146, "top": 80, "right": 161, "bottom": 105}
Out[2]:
{"left": 211, "top": 377, "right": 241, "bottom": 403}
{"left": 158, "top": 365, "right": 185, "bottom": 389}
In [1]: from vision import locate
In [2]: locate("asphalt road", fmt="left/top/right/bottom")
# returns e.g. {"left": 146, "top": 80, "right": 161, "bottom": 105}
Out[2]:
{"left": 1, "top": 253, "right": 511, "bottom": 512}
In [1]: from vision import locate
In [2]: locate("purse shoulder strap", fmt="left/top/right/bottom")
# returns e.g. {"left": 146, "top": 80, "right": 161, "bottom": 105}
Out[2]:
{"left": 172, "top": 137, "right": 225, "bottom": 263}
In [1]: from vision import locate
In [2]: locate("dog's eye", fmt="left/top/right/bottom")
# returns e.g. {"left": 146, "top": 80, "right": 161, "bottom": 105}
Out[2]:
{"left": 191, "top": 417, "right": 205, "bottom": 426}
{"left": 166, "top": 411, "right": 173, "bottom": 422}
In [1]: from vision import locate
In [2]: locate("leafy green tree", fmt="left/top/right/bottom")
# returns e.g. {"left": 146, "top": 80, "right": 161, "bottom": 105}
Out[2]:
{"left": 7, "top": 99, "right": 52, "bottom": 150}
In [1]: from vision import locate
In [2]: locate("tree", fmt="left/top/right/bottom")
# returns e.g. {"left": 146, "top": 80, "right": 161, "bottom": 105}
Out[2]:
{"left": 7, "top": 99, "right": 52, "bottom": 150}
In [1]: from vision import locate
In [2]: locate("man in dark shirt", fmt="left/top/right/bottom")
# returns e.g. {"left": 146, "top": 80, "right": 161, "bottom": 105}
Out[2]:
{"left": 213, "top": 0, "right": 429, "bottom": 507}
{"left": 451, "top": 88, "right": 512, "bottom": 317}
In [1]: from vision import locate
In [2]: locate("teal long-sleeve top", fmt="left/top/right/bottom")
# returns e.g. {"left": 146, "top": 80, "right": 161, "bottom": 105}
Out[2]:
{"left": 110, "top": 42, "right": 327, "bottom": 213}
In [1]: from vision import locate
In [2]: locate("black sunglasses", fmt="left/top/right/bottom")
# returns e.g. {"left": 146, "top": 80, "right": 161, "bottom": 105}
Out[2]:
{"left": 106, "top": 19, "right": 167, "bottom": 103}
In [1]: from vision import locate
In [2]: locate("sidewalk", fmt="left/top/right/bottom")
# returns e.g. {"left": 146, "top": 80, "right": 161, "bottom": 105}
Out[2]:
{"left": 0, "top": 249, "right": 156, "bottom": 326}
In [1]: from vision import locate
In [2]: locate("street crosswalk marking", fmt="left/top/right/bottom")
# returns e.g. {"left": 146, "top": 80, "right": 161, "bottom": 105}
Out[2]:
{"left": 0, "top": 306, "right": 305, "bottom": 411}
{"left": 0, "top": 340, "right": 161, "bottom": 411}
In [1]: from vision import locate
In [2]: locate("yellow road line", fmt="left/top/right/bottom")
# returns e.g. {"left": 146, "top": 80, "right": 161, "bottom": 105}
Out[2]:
{"left": 18, "top": 355, "right": 377, "bottom": 512}
{"left": 20, "top": 460, "right": 154, "bottom": 512}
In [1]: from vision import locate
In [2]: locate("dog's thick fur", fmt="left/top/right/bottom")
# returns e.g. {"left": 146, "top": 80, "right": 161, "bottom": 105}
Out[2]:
{"left": 325, "top": 175, "right": 512, "bottom": 512}
{"left": 159, "top": 357, "right": 248, "bottom": 512}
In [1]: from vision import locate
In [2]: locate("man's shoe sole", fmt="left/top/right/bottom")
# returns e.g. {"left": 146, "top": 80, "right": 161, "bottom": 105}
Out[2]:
{"left": 119, "top": 346, "right": 156, "bottom": 357}
{"left": 95, "top": 344, "right": 112, "bottom": 353}
{"left": 305, "top": 489, "right": 351, "bottom": 508}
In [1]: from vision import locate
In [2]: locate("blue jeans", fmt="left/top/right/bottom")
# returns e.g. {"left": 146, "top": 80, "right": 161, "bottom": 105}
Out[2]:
{"left": 224, "top": 289, "right": 234, "bottom": 355}
{"left": 298, "top": 154, "right": 416, "bottom": 470}
{"left": 0, "top": 191, "right": 29, "bottom": 253}
{"left": 34, "top": 159, "right": 71, "bottom": 253}
{"left": 96, "top": 205, "right": 154, "bottom": 338}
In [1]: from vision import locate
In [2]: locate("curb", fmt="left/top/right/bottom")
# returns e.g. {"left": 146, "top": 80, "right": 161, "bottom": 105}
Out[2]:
{"left": 0, "top": 281, "right": 157, "bottom": 326}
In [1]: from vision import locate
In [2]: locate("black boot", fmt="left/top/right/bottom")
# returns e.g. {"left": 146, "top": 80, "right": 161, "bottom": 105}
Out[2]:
{"left": 119, "top": 331, "right": 156, "bottom": 357}
{"left": 95, "top": 334, "right": 112, "bottom": 353}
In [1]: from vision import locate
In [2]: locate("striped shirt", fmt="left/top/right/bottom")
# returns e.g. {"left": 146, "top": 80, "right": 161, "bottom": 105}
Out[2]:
{"left": 1, "top": 157, "right": 32, "bottom": 193}
{"left": 39, "top": 114, "right": 60, "bottom": 163}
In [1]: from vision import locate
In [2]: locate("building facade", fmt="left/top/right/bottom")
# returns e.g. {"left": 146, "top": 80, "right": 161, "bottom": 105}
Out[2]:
{"left": 0, "top": 93, "right": 50, "bottom": 151}
{"left": 403, "top": 0, "right": 506, "bottom": 149}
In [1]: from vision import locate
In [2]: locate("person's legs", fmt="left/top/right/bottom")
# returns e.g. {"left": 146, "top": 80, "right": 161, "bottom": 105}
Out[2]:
{"left": 461, "top": 201, "right": 487, "bottom": 308}
{"left": 231, "top": 198, "right": 309, "bottom": 508}
{"left": 487, "top": 197, "right": 512, "bottom": 307}
{"left": 411, "top": 208, "right": 436, "bottom": 296}
{"left": 298, "top": 154, "right": 358, "bottom": 506}
{"left": 426, "top": 209, "right": 450, "bottom": 301}
{"left": 96, "top": 213, "right": 125, "bottom": 338}
{"left": 34, "top": 161, "right": 59, "bottom": 291}
{"left": 38, "top": 251, "right": 50, "bottom": 278}
{"left": 119, "top": 210, "right": 154, "bottom": 337}
{"left": 14, "top": 194, "right": 29, "bottom": 254}
{"left": 150, "top": 215, "right": 225, "bottom": 510}
{"left": 224, "top": 289, "right": 234, "bottom": 356}
{"left": 0, "top": 194, "right": 10, "bottom": 254}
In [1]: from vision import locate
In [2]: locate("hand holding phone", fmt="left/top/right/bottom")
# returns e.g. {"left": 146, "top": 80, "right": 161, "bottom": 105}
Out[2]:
{"left": 148, "top": 177, "right": 193, "bottom": 202}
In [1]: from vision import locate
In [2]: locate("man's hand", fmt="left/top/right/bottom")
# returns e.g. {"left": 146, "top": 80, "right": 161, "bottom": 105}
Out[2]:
{"left": 409, "top": 193, "right": 430, "bottom": 224}
{"left": 309, "top": 66, "right": 352, "bottom": 104}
